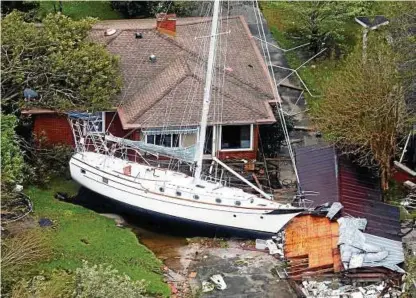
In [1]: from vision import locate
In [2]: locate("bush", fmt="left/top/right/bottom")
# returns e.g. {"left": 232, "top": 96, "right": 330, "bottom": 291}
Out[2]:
{"left": 10, "top": 272, "right": 74, "bottom": 298}
{"left": 1, "top": 114, "right": 25, "bottom": 195}
{"left": 24, "top": 134, "right": 74, "bottom": 187}
{"left": 1, "top": 229, "right": 50, "bottom": 297}
{"left": 74, "top": 261, "right": 148, "bottom": 298}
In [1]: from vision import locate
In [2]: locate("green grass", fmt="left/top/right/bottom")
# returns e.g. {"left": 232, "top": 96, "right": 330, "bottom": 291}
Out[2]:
{"left": 38, "top": 1, "right": 122, "bottom": 20}
{"left": 260, "top": 2, "right": 360, "bottom": 108}
{"left": 26, "top": 179, "right": 170, "bottom": 297}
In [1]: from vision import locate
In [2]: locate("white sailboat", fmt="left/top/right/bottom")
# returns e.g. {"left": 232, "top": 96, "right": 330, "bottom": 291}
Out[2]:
{"left": 69, "top": 0, "right": 304, "bottom": 236}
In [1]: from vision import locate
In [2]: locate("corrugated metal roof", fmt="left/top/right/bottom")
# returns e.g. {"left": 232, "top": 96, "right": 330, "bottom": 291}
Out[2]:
{"left": 295, "top": 144, "right": 401, "bottom": 241}
{"left": 338, "top": 217, "right": 404, "bottom": 273}
{"left": 296, "top": 145, "right": 339, "bottom": 206}
{"left": 338, "top": 156, "right": 401, "bottom": 241}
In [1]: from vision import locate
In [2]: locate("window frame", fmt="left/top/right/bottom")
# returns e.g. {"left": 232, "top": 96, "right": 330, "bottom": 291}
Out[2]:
{"left": 84, "top": 112, "right": 106, "bottom": 134}
{"left": 145, "top": 133, "right": 182, "bottom": 148}
{"left": 219, "top": 124, "right": 253, "bottom": 152}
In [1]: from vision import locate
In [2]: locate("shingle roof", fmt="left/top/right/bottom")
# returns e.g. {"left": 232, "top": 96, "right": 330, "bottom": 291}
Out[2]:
{"left": 89, "top": 16, "right": 276, "bottom": 129}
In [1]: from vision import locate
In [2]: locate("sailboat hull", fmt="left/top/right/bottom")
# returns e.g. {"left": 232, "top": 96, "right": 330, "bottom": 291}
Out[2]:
{"left": 70, "top": 152, "right": 301, "bottom": 236}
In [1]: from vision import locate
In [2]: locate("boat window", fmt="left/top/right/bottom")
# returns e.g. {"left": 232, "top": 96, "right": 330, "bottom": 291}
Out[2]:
{"left": 196, "top": 185, "right": 205, "bottom": 188}
{"left": 193, "top": 195, "right": 199, "bottom": 200}
{"left": 102, "top": 177, "right": 108, "bottom": 184}
{"left": 159, "top": 187, "right": 164, "bottom": 192}
{"left": 176, "top": 191, "right": 182, "bottom": 196}
{"left": 233, "top": 214, "right": 237, "bottom": 218}
{"left": 81, "top": 169, "right": 86, "bottom": 174}
{"left": 234, "top": 200, "right": 241, "bottom": 206}
{"left": 250, "top": 199, "right": 254, "bottom": 203}
{"left": 215, "top": 198, "right": 222, "bottom": 203}
{"left": 260, "top": 216, "right": 264, "bottom": 219}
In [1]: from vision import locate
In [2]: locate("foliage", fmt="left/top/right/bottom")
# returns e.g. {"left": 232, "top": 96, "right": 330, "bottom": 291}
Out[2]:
{"left": 259, "top": 111, "right": 294, "bottom": 158}
{"left": 0, "top": 1, "right": 39, "bottom": 20}
{"left": 403, "top": 255, "right": 416, "bottom": 297}
{"left": 11, "top": 271, "right": 74, "bottom": 298}
{"left": 1, "top": 12, "right": 122, "bottom": 113}
{"left": 74, "top": 261, "right": 147, "bottom": 298}
{"left": 313, "top": 37, "right": 412, "bottom": 190}
{"left": 23, "top": 134, "right": 74, "bottom": 187}
{"left": 38, "top": 1, "right": 122, "bottom": 21}
{"left": 265, "top": 1, "right": 374, "bottom": 57}
{"left": 1, "top": 229, "right": 51, "bottom": 297}
{"left": 111, "top": 1, "right": 197, "bottom": 18}
{"left": 1, "top": 114, "right": 25, "bottom": 193}
{"left": 26, "top": 179, "right": 169, "bottom": 296}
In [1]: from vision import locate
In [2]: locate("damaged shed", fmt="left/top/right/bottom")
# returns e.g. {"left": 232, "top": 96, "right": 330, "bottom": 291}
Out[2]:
{"left": 295, "top": 145, "right": 401, "bottom": 241}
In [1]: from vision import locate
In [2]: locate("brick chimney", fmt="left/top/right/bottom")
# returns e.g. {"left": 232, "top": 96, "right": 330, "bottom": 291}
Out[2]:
{"left": 156, "top": 13, "right": 176, "bottom": 36}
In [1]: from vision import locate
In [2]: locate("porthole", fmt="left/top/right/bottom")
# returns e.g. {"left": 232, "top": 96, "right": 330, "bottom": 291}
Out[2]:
{"left": 102, "top": 177, "right": 108, "bottom": 184}
{"left": 176, "top": 191, "right": 182, "bottom": 196}
{"left": 250, "top": 199, "right": 254, "bottom": 204}
{"left": 260, "top": 216, "right": 264, "bottom": 219}
{"left": 234, "top": 200, "right": 241, "bottom": 206}
{"left": 80, "top": 169, "right": 86, "bottom": 174}
{"left": 159, "top": 187, "right": 164, "bottom": 192}
{"left": 193, "top": 195, "right": 199, "bottom": 200}
{"left": 233, "top": 214, "right": 237, "bottom": 218}
{"left": 215, "top": 198, "right": 222, "bottom": 204}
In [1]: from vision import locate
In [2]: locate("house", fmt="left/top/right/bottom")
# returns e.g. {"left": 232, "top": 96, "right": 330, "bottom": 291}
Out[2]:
{"left": 23, "top": 14, "right": 278, "bottom": 161}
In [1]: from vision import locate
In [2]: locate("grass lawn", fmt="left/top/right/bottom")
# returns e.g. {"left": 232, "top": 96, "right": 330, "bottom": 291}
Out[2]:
{"left": 26, "top": 179, "right": 170, "bottom": 297}
{"left": 38, "top": 1, "right": 122, "bottom": 20}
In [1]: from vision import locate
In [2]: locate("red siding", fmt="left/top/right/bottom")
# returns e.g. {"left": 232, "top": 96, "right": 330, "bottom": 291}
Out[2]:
{"left": 33, "top": 114, "right": 74, "bottom": 146}
{"left": 32, "top": 113, "right": 259, "bottom": 162}
{"left": 217, "top": 125, "right": 259, "bottom": 160}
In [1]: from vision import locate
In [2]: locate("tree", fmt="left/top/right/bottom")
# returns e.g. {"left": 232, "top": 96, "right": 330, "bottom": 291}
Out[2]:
{"left": 0, "top": 1, "right": 39, "bottom": 15}
{"left": 1, "top": 114, "right": 25, "bottom": 192}
{"left": 1, "top": 12, "right": 122, "bottom": 113}
{"left": 274, "top": 1, "right": 375, "bottom": 56}
{"left": 259, "top": 109, "right": 294, "bottom": 158}
{"left": 313, "top": 37, "right": 412, "bottom": 190}
{"left": 111, "top": 1, "right": 197, "bottom": 18}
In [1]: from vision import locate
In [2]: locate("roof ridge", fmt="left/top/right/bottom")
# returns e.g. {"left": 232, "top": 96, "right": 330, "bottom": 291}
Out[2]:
{"left": 157, "top": 29, "right": 274, "bottom": 100}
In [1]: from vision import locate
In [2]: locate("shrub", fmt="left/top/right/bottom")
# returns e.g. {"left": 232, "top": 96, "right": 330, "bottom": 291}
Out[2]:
{"left": 1, "top": 114, "right": 25, "bottom": 194}
{"left": 1, "top": 229, "right": 50, "bottom": 296}
{"left": 24, "top": 134, "right": 74, "bottom": 187}
{"left": 10, "top": 272, "right": 74, "bottom": 298}
{"left": 74, "top": 261, "right": 148, "bottom": 298}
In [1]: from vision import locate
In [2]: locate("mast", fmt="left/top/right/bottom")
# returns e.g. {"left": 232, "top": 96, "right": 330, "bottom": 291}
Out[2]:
{"left": 194, "top": 0, "right": 221, "bottom": 179}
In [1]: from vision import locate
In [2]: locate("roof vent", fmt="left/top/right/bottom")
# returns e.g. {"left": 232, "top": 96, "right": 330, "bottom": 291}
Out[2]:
{"left": 135, "top": 32, "right": 143, "bottom": 39}
{"left": 104, "top": 29, "right": 116, "bottom": 36}
{"left": 149, "top": 54, "right": 156, "bottom": 63}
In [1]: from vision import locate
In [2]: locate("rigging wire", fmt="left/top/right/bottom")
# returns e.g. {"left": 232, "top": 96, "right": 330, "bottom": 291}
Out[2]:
{"left": 252, "top": 0, "right": 301, "bottom": 191}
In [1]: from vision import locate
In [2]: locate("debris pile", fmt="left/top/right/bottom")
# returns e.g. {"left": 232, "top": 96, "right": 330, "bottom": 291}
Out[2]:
{"left": 201, "top": 274, "right": 227, "bottom": 293}
{"left": 299, "top": 280, "right": 403, "bottom": 298}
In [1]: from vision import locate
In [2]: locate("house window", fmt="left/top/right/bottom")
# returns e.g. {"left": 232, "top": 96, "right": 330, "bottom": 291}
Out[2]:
{"left": 220, "top": 125, "right": 252, "bottom": 150}
{"left": 145, "top": 134, "right": 180, "bottom": 148}
{"left": 86, "top": 112, "right": 105, "bottom": 133}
